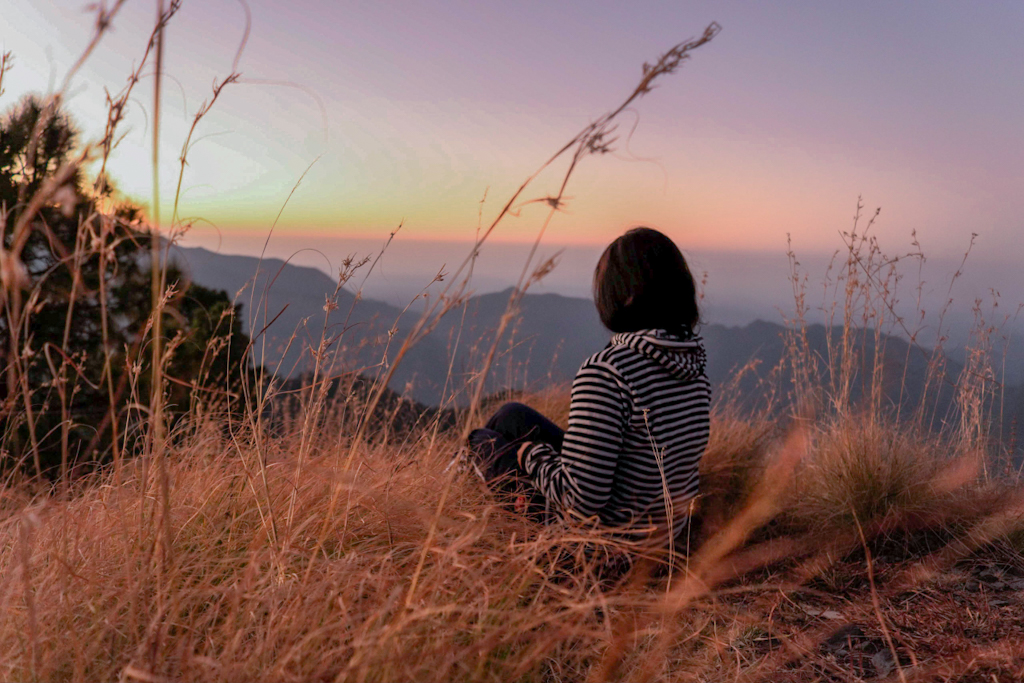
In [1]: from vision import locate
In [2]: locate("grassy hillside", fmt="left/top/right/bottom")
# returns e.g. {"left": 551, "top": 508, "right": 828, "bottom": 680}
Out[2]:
{"left": 11, "top": 214, "right": 1024, "bottom": 680}
{"left": 1, "top": 385, "right": 1022, "bottom": 682}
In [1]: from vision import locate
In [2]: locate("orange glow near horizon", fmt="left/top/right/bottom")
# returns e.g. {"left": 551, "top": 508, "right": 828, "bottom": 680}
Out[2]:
{"left": 3, "top": 1, "right": 1023, "bottom": 265}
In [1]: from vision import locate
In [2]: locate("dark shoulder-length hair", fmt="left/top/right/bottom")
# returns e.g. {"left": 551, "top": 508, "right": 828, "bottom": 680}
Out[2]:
{"left": 593, "top": 227, "right": 700, "bottom": 335}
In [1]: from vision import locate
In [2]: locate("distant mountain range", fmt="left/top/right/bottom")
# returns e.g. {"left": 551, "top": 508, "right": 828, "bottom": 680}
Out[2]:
{"left": 170, "top": 245, "right": 1023, "bottom": 449}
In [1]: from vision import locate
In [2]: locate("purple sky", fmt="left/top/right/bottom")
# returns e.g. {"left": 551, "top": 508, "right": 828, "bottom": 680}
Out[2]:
{"left": 3, "top": 1, "right": 1023, "bottom": 268}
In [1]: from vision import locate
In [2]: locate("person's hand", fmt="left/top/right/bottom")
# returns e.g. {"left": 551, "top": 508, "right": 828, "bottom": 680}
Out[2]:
{"left": 516, "top": 441, "right": 533, "bottom": 468}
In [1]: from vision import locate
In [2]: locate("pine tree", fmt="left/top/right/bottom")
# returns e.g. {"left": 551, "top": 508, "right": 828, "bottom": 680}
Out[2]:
{"left": 1, "top": 95, "right": 250, "bottom": 476}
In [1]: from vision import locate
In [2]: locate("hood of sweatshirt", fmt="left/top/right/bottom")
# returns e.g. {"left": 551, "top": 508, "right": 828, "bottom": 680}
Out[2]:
{"left": 609, "top": 328, "right": 707, "bottom": 381}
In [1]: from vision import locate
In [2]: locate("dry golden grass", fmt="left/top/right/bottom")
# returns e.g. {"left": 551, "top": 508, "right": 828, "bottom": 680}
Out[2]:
{"left": 1, "top": 393, "right": 1022, "bottom": 683}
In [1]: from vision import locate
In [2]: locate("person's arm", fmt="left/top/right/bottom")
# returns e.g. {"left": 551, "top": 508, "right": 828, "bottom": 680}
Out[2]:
{"left": 520, "top": 361, "right": 629, "bottom": 518}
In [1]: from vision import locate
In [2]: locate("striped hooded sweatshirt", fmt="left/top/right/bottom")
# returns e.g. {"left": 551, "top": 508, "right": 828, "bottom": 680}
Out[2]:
{"left": 522, "top": 328, "right": 711, "bottom": 539}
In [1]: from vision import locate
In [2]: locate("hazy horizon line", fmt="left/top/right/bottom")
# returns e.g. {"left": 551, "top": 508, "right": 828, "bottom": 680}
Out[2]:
{"left": 178, "top": 231, "right": 1016, "bottom": 263}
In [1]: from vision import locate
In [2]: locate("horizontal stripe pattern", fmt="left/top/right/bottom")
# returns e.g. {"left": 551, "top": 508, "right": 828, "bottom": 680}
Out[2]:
{"left": 523, "top": 329, "right": 711, "bottom": 541}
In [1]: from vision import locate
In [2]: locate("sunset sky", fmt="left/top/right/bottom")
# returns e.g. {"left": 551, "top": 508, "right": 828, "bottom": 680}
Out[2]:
{"left": 3, "top": 1, "right": 1023, "bottom": 268}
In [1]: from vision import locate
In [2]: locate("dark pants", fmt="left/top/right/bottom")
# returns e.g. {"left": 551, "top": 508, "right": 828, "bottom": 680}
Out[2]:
{"left": 467, "top": 402, "right": 564, "bottom": 516}
{"left": 469, "top": 403, "right": 638, "bottom": 581}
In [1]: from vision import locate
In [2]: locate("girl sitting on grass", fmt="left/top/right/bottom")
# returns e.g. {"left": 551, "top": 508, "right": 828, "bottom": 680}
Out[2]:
{"left": 468, "top": 227, "right": 711, "bottom": 547}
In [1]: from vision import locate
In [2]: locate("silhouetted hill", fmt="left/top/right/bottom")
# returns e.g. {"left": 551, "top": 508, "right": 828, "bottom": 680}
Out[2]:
{"left": 169, "top": 245, "right": 453, "bottom": 402}
{"left": 170, "top": 247, "right": 614, "bottom": 404}
{"left": 173, "top": 245, "right": 1023, "bottom": 449}
{"left": 427, "top": 288, "right": 611, "bottom": 399}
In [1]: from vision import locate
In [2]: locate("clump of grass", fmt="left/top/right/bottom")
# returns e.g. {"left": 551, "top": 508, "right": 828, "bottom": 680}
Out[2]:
{"left": 790, "top": 416, "right": 943, "bottom": 530}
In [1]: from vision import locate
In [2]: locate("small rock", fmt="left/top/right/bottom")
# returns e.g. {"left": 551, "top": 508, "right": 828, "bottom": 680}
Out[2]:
{"left": 978, "top": 570, "right": 1005, "bottom": 584}
{"left": 824, "top": 624, "right": 864, "bottom": 653}
{"left": 872, "top": 649, "right": 895, "bottom": 678}
{"left": 799, "top": 604, "right": 844, "bottom": 620}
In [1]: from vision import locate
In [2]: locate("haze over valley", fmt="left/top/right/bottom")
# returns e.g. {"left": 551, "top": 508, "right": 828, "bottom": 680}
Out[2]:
{"left": 177, "top": 234, "right": 1024, "bottom": 385}
{"left": 171, "top": 242, "right": 1024, "bottom": 458}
